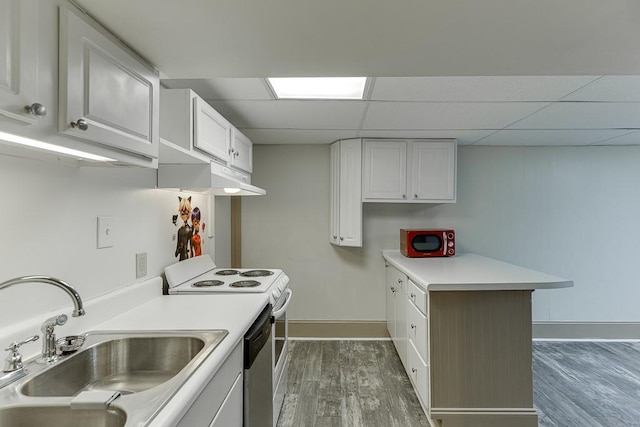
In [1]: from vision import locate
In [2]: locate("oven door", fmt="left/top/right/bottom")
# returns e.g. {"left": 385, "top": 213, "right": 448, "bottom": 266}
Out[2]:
{"left": 271, "top": 288, "right": 292, "bottom": 426}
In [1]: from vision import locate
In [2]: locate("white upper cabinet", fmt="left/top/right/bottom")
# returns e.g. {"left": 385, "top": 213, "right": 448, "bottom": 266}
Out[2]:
{"left": 329, "top": 139, "right": 362, "bottom": 247}
{"left": 58, "top": 5, "right": 159, "bottom": 161}
{"left": 160, "top": 88, "right": 234, "bottom": 165}
{"left": 363, "top": 139, "right": 407, "bottom": 200}
{"left": 193, "top": 96, "right": 231, "bottom": 162}
{"left": 0, "top": 0, "right": 41, "bottom": 125}
{"left": 363, "top": 139, "right": 456, "bottom": 203}
{"left": 229, "top": 128, "right": 252, "bottom": 173}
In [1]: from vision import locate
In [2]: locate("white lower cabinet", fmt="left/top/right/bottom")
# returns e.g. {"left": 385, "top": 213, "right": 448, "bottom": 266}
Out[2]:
{"left": 386, "top": 265, "right": 407, "bottom": 369}
{"left": 407, "top": 339, "right": 429, "bottom": 408}
{"left": 177, "top": 342, "right": 243, "bottom": 427}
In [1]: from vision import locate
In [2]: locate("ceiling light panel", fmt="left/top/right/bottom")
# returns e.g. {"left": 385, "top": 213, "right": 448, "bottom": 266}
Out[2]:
{"left": 267, "top": 77, "right": 367, "bottom": 99}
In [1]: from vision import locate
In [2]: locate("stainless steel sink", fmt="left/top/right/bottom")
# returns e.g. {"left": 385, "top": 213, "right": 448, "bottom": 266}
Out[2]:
{"left": 22, "top": 335, "right": 206, "bottom": 396}
{"left": 0, "top": 405, "right": 126, "bottom": 427}
{"left": 0, "top": 330, "right": 228, "bottom": 427}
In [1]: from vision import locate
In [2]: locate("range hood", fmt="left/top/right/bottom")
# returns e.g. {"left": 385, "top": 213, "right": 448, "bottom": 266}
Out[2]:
{"left": 157, "top": 161, "right": 266, "bottom": 196}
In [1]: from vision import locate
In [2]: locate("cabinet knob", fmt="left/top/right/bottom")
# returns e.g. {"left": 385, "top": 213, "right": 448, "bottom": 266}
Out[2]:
{"left": 24, "top": 103, "right": 47, "bottom": 118}
{"left": 412, "top": 367, "right": 417, "bottom": 373}
{"left": 332, "top": 235, "right": 337, "bottom": 239}
{"left": 339, "top": 236, "right": 344, "bottom": 241}
{"left": 234, "top": 151, "right": 239, "bottom": 158}
{"left": 411, "top": 324, "right": 416, "bottom": 329}
{"left": 402, "top": 194, "right": 406, "bottom": 199}
{"left": 414, "top": 194, "right": 418, "bottom": 199}
{"left": 390, "top": 286, "right": 396, "bottom": 292}
{"left": 229, "top": 147, "right": 235, "bottom": 155}
{"left": 410, "top": 293, "right": 416, "bottom": 299}
{"left": 397, "top": 279, "right": 402, "bottom": 284}
{"left": 70, "top": 119, "right": 88, "bottom": 131}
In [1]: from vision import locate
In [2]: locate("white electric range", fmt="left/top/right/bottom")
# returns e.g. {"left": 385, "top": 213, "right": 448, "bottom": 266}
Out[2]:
{"left": 164, "top": 255, "right": 292, "bottom": 427}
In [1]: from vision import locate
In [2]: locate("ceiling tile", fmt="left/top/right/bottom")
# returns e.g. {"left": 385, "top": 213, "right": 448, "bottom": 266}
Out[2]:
{"left": 590, "top": 130, "right": 640, "bottom": 145}
{"left": 508, "top": 102, "right": 640, "bottom": 129}
{"left": 163, "top": 78, "right": 273, "bottom": 100}
{"left": 209, "top": 100, "right": 367, "bottom": 129}
{"left": 474, "top": 129, "right": 633, "bottom": 146}
{"left": 358, "top": 130, "right": 493, "bottom": 145}
{"left": 562, "top": 76, "right": 640, "bottom": 102}
{"left": 363, "top": 102, "right": 548, "bottom": 130}
{"left": 371, "top": 76, "right": 599, "bottom": 102}
{"left": 240, "top": 129, "right": 359, "bottom": 145}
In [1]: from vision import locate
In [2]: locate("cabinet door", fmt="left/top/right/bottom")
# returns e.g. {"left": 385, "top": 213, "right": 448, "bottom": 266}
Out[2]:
{"left": 210, "top": 373, "right": 243, "bottom": 427}
{"left": 386, "top": 276, "right": 396, "bottom": 339}
{"left": 194, "top": 97, "right": 231, "bottom": 162}
{"left": 0, "top": 0, "right": 39, "bottom": 125}
{"left": 395, "top": 283, "right": 407, "bottom": 369}
{"left": 329, "top": 142, "right": 340, "bottom": 245}
{"left": 230, "top": 127, "right": 252, "bottom": 173}
{"left": 337, "top": 139, "right": 362, "bottom": 246}
{"left": 363, "top": 139, "right": 407, "bottom": 200}
{"left": 59, "top": 6, "right": 159, "bottom": 160}
{"left": 411, "top": 140, "right": 456, "bottom": 201}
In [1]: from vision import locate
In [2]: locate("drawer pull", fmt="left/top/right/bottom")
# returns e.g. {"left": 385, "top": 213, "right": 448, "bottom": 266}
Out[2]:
{"left": 412, "top": 367, "right": 417, "bottom": 373}
{"left": 410, "top": 324, "right": 416, "bottom": 329}
{"left": 410, "top": 293, "right": 416, "bottom": 299}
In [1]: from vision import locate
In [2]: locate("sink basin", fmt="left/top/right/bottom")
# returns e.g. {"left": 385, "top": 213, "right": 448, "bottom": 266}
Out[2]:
{"left": 22, "top": 335, "right": 208, "bottom": 397}
{"left": 0, "top": 405, "right": 126, "bottom": 427}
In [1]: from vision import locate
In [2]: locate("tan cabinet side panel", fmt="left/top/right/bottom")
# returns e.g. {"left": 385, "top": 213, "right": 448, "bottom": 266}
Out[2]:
{"left": 429, "top": 290, "right": 533, "bottom": 409}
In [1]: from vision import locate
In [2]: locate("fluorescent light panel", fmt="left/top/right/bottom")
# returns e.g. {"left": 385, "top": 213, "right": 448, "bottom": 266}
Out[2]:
{"left": 0, "top": 131, "right": 115, "bottom": 162}
{"left": 268, "top": 77, "right": 367, "bottom": 99}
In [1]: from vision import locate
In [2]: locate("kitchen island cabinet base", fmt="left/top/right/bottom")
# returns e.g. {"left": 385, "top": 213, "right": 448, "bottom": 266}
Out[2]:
{"left": 428, "top": 291, "right": 537, "bottom": 427}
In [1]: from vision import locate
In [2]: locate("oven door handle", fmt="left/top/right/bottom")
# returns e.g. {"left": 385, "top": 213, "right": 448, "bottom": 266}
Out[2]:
{"left": 272, "top": 289, "right": 293, "bottom": 319}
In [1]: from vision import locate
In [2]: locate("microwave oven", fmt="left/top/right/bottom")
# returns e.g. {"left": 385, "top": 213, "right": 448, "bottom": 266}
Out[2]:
{"left": 400, "top": 229, "right": 455, "bottom": 257}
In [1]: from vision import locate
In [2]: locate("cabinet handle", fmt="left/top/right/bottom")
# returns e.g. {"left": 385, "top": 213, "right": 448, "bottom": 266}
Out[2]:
{"left": 390, "top": 286, "right": 396, "bottom": 292}
{"left": 332, "top": 235, "right": 337, "bottom": 239}
{"left": 412, "top": 367, "right": 417, "bottom": 373}
{"left": 339, "top": 236, "right": 344, "bottom": 241}
{"left": 235, "top": 151, "right": 239, "bottom": 158}
{"left": 411, "top": 324, "right": 416, "bottom": 329}
{"left": 402, "top": 194, "right": 406, "bottom": 199}
{"left": 410, "top": 293, "right": 416, "bottom": 299}
{"left": 70, "top": 119, "right": 88, "bottom": 131}
{"left": 397, "top": 279, "right": 402, "bottom": 284}
{"left": 414, "top": 194, "right": 418, "bottom": 199}
{"left": 229, "top": 147, "right": 235, "bottom": 155}
{"left": 24, "top": 103, "right": 46, "bottom": 118}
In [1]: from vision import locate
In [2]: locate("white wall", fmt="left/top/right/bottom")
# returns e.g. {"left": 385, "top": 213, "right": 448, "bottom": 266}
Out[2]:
{"left": 242, "top": 144, "right": 640, "bottom": 323}
{"left": 0, "top": 153, "right": 213, "bottom": 327}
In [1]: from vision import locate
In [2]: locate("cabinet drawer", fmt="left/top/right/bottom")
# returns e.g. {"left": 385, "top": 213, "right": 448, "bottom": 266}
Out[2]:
{"left": 408, "top": 279, "right": 428, "bottom": 314}
{"left": 387, "top": 265, "right": 407, "bottom": 294}
{"left": 407, "top": 299, "right": 428, "bottom": 362}
{"left": 177, "top": 342, "right": 242, "bottom": 427}
{"left": 408, "top": 339, "right": 429, "bottom": 408}
{"left": 210, "top": 372, "right": 243, "bottom": 427}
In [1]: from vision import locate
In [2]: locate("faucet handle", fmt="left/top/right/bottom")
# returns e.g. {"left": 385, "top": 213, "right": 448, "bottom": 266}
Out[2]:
{"left": 4, "top": 335, "right": 39, "bottom": 372}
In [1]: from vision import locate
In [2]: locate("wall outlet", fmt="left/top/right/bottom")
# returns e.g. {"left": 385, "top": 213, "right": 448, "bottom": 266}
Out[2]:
{"left": 136, "top": 252, "right": 147, "bottom": 278}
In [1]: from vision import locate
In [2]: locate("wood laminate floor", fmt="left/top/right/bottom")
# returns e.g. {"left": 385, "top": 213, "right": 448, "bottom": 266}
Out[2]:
{"left": 277, "top": 340, "right": 640, "bottom": 427}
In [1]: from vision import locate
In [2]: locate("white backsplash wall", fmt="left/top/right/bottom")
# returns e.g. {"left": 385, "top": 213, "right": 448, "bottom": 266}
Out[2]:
{"left": 0, "top": 153, "right": 212, "bottom": 327}
{"left": 242, "top": 144, "right": 640, "bottom": 323}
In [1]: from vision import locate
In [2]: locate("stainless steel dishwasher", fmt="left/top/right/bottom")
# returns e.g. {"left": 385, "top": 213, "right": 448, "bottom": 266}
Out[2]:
{"left": 244, "top": 303, "right": 273, "bottom": 427}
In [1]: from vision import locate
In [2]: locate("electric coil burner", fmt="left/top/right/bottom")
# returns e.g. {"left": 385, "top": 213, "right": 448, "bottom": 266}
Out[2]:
{"left": 240, "top": 270, "right": 275, "bottom": 278}
{"left": 215, "top": 269, "right": 240, "bottom": 276}
{"left": 192, "top": 280, "right": 224, "bottom": 287}
{"left": 230, "top": 280, "right": 261, "bottom": 288}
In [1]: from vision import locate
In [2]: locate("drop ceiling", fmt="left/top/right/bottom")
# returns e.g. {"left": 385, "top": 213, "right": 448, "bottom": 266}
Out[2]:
{"left": 76, "top": 0, "right": 640, "bottom": 146}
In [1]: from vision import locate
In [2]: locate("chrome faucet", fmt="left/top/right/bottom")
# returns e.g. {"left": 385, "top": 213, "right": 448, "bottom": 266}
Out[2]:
{"left": 0, "top": 276, "right": 86, "bottom": 364}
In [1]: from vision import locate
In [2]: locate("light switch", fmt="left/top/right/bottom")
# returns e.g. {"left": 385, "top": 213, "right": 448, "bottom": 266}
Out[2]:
{"left": 97, "top": 216, "right": 114, "bottom": 249}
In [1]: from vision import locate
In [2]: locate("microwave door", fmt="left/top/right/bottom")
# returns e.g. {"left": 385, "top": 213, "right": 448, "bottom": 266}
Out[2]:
{"left": 412, "top": 234, "right": 442, "bottom": 254}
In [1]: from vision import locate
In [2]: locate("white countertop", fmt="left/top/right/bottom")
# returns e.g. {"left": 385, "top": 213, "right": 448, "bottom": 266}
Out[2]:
{"left": 0, "top": 277, "right": 270, "bottom": 427}
{"left": 97, "top": 293, "right": 271, "bottom": 427}
{"left": 383, "top": 250, "right": 573, "bottom": 291}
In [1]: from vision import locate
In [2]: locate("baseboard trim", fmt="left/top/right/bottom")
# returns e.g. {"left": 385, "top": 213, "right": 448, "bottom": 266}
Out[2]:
{"left": 533, "top": 321, "right": 640, "bottom": 340}
{"left": 288, "top": 320, "right": 389, "bottom": 338}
